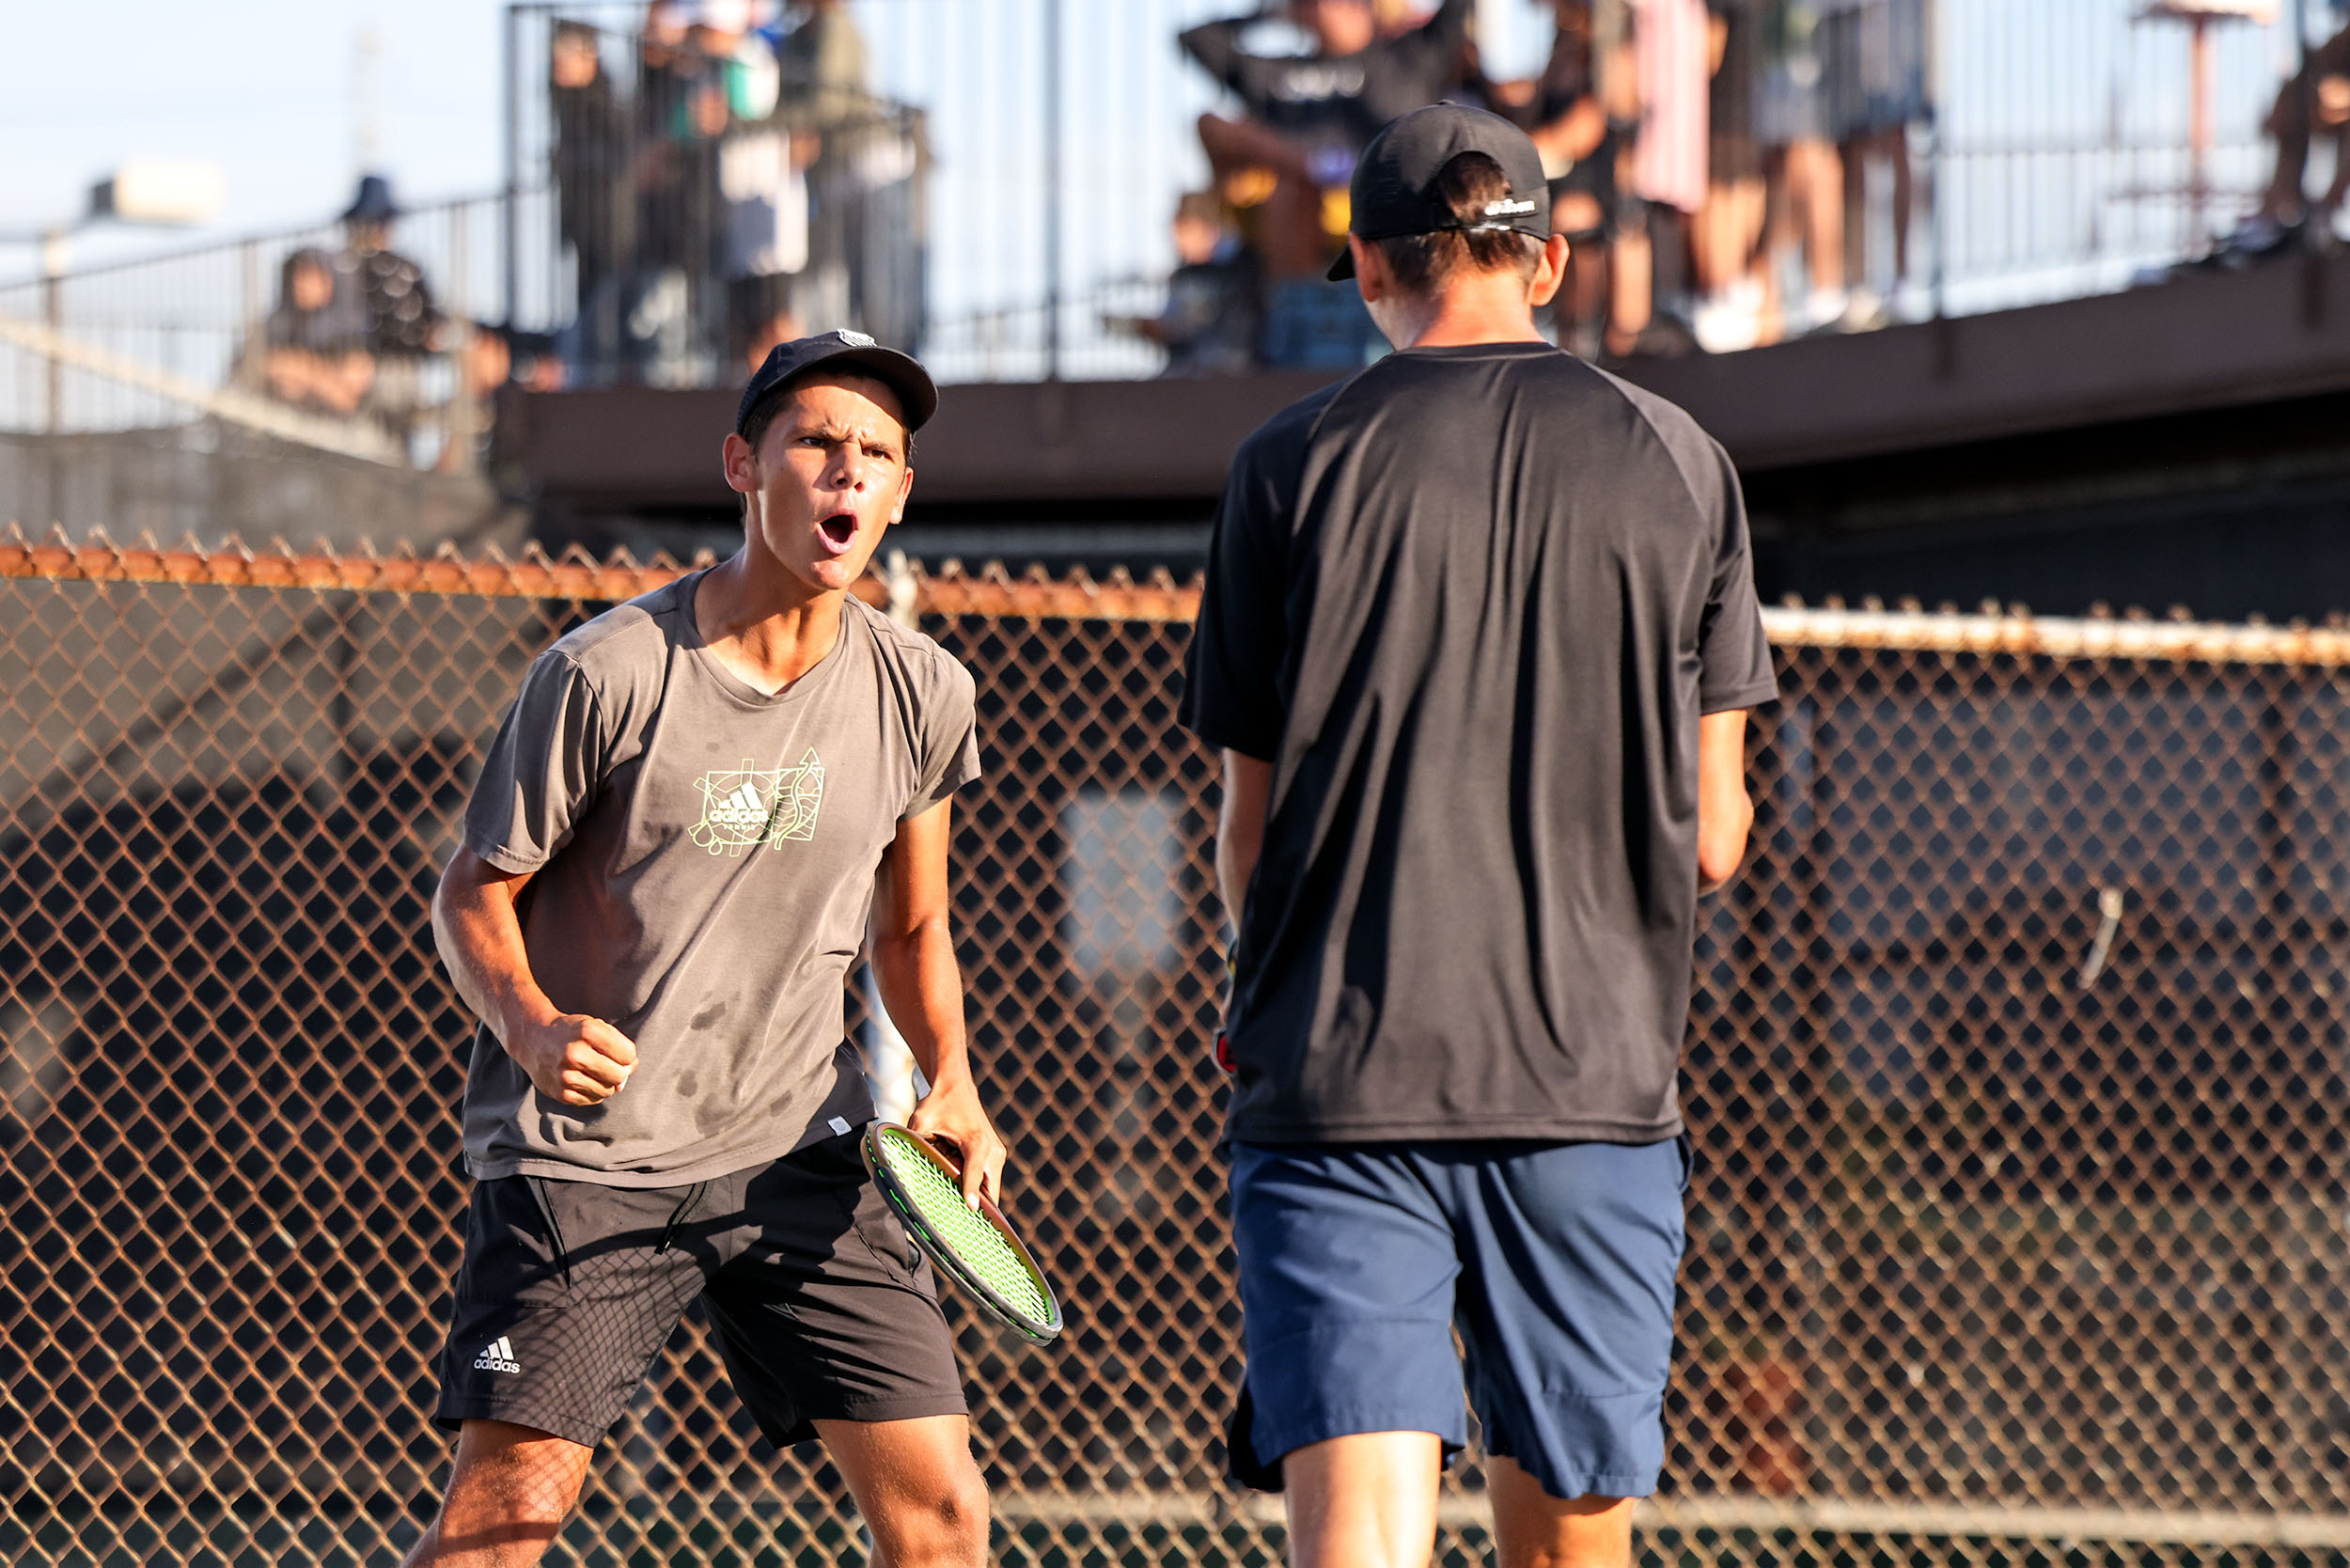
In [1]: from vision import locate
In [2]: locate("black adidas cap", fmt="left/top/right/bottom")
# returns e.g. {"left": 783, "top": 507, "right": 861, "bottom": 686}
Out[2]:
{"left": 736, "top": 329, "right": 940, "bottom": 437}
{"left": 1327, "top": 103, "right": 1552, "bottom": 282}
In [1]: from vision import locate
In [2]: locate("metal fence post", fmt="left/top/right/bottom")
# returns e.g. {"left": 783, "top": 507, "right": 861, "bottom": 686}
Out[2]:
{"left": 39, "top": 227, "right": 63, "bottom": 437}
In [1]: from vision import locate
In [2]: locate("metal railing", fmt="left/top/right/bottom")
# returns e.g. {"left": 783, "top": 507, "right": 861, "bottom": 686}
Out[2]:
{"left": 0, "top": 194, "right": 559, "bottom": 543}
{"left": 1, "top": 529, "right": 2344, "bottom": 1566}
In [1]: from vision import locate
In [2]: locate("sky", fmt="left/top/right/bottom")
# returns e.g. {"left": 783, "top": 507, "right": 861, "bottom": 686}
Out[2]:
{"left": 0, "top": 0, "right": 511, "bottom": 279}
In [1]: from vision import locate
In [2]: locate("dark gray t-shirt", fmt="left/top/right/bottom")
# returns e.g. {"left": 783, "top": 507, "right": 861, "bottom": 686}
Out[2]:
{"left": 1181, "top": 342, "right": 1777, "bottom": 1146}
{"left": 458, "top": 573, "right": 980, "bottom": 1186}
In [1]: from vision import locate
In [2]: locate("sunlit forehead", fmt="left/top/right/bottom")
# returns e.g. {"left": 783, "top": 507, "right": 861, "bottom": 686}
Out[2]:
{"left": 766, "top": 375, "right": 911, "bottom": 464}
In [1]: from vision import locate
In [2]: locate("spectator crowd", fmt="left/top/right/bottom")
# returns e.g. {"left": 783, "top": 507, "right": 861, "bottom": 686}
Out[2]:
{"left": 252, "top": 0, "right": 916, "bottom": 459}
{"left": 1152, "top": 0, "right": 1934, "bottom": 372}
{"left": 244, "top": 0, "right": 2350, "bottom": 421}
{"left": 550, "top": 0, "right": 922, "bottom": 386}
{"left": 249, "top": 174, "right": 516, "bottom": 464}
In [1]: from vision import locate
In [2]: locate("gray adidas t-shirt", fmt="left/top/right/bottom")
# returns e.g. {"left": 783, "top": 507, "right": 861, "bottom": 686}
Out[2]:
{"left": 456, "top": 571, "right": 980, "bottom": 1186}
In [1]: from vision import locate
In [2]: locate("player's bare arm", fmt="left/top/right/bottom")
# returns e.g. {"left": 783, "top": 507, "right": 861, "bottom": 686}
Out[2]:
{"left": 1215, "top": 748, "right": 1276, "bottom": 927}
{"left": 871, "top": 795, "right": 1008, "bottom": 1206}
{"left": 432, "top": 847, "right": 638, "bottom": 1106}
{"left": 1696, "top": 709, "right": 1756, "bottom": 893}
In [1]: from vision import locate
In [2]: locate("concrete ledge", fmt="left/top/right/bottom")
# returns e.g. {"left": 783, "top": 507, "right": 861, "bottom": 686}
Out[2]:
{"left": 505, "top": 252, "right": 2350, "bottom": 512}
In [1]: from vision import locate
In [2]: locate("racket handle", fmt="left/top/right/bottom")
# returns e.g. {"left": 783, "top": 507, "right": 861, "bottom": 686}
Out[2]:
{"left": 1214, "top": 1031, "right": 1236, "bottom": 1074}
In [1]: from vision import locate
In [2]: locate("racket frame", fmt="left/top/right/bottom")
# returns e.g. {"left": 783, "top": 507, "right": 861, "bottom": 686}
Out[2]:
{"left": 859, "top": 1121, "right": 1064, "bottom": 1344}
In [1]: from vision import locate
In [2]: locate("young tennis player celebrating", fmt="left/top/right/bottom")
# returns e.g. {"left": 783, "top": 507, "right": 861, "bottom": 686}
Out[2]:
{"left": 1183, "top": 105, "right": 1777, "bottom": 1568}
{"left": 405, "top": 332, "right": 1004, "bottom": 1568}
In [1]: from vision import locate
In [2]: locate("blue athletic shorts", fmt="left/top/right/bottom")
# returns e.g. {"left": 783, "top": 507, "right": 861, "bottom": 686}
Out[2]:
{"left": 1227, "top": 1137, "right": 1688, "bottom": 1501}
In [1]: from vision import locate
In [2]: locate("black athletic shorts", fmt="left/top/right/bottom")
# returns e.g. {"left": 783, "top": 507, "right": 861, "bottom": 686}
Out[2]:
{"left": 433, "top": 1128, "right": 966, "bottom": 1450}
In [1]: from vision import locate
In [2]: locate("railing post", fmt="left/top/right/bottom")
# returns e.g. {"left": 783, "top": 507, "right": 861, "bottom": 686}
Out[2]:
{"left": 39, "top": 225, "right": 65, "bottom": 529}
{"left": 449, "top": 204, "right": 479, "bottom": 476}
{"left": 40, "top": 227, "right": 64, "bottom": 436}
{"left": 1042, "top": 0, "right": 1061, "bottom": 382}
{"left": 238, "top": 238, "right": 260, "bottom": 392}
{"left": 1927, "top": 0, "right": 1947, "bottom": 324}
{"left": 503, "top": 4, "right": 523, "bottom": 331}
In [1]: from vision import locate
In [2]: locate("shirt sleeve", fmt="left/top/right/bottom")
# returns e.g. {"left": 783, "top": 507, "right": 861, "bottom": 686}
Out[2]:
{"left": 1177, "top": 17, "right": 1251, "bottom": 92}
{"left": 1180, "top": 427, "right": 1296, "bottom": 761}
{"left": 460, "top": 651, "right": 609, "bottom": 873}
{"left": 1177, "top": 16, "right": 1287, "bottom": 117}
{"left": 1405, "top": 0, "right": 1474, "bottom": 60}
{"left": 1697, "top": 439, "right": 1780, "bottom": 714}
{"left": 902, "top": 656, "right": 981, "bottom": 821}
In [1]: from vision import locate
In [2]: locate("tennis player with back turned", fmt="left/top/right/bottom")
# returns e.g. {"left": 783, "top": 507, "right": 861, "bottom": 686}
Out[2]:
{"left": 1183, "top": 105, "right": 1778, "bottom": 1568}
{"left": 403, "top": 332, "right": 1004, "bottom": 1568}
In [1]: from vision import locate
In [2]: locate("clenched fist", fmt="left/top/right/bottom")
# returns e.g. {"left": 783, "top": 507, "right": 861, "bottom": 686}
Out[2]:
{"left": 507, "top": 1013, "right": 639, "bottom": 1106}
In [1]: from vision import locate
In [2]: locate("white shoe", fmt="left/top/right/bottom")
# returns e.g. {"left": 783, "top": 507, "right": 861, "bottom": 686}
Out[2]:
{"left": 1693, "top": 294, "right": 1762, "bottom": 353}
{"left": 1841, "top": 286, "right": 1888, "bottom": 331}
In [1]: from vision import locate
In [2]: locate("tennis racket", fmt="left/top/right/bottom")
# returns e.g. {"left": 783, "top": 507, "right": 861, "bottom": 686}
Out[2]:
{"left": 860, "top": 1121, "right": 1063, "bottom": 1343}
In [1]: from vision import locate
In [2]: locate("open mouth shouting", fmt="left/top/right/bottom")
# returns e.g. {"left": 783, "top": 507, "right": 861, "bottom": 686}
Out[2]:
{"left": 816, "top": 510, "right": 860, "bottom": 556}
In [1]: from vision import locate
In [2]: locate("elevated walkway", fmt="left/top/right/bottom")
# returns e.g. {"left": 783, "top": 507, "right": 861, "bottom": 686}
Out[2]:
{"left": 507, "top": 252, "right": 2350, "bottom": 619}
{"left": 509, "top": 249, "right": 2350, "bottom": 516}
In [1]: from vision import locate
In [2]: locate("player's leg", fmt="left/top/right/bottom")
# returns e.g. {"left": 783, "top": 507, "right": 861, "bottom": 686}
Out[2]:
{"left": 1225, "top": 1142, "right": 1466, "bottom": 1568}
{"left": 416, "top": 1176, "right": 713, "bottom": 1566}
{"left": 702, "top": 1132, "right": 978, "bottom": 1560}
{"left": 1606, "top": 208, "right": 1653, "bottom": 358}
{"left": 1279, "top": 1431, "right": 1443, "bottom": 1568}
{"left": 1449, "top": 1138, "right": 1688, "bottom": 1568}
{"left": 400, "top": 1420, "right": 593, "bottom": 1568}
{"left": 1886, "top": 127, "right": 1916, "bottom": 287}
{"left": 1787, "top": 136, "right": 1847, "bottom": 307}
{"left": 1485, "top": 1458, "right": 1637, "bottom": 1568}
{"left": 2263, "top": 71, "right": 2313, "bottom": 222}
{"left": 815, "top": 1414, "right": 989, "bottom": 1568}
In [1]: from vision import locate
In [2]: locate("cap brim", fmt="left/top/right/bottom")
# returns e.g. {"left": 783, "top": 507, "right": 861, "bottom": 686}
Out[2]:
{"left": 817, "top": 345, "right": 940, "bottom": 432}
{"left": 741, "top": 342, "right": 941, "bottom": 436}
{"left": 1326, "top": 246, "right": 1357, "bottom": 283}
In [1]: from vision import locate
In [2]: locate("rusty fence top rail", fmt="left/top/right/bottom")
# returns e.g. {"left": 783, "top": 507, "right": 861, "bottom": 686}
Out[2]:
{"left": 10, "top": 533, "right": 2350, "bottom": 661}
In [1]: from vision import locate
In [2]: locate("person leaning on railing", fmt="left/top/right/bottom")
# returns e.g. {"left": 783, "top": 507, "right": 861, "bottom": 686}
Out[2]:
{"left": 1102, "top": 192, "right": 1263, "bottom": 377}
{"left": 1178, "top": 0, "right": 1474, "bottom": 369}
{"left": 255, "top": 246, "right": 375, "bottom": 417}
{"left": 551, "top": 19, "right": 637, "bottom": 377}
{"left": 1479, "top": 0, "right": 1622, "bottom": 360}
{"left": 2247, "top": 22, "right": 2350, "bottom": 250}
{"left": 333, "top": 174, "right": 458, "bottom": 455}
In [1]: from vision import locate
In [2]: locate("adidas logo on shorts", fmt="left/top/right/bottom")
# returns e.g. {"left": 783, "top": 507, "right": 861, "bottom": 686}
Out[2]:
{"left": 471, "top": 1336, "right": 521, "bottom": 1375}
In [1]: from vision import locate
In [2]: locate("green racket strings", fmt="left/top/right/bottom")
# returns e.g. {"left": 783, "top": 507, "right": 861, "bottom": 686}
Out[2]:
{"left": 875, "top": 1127, "right": 1054, "bottom": 1325}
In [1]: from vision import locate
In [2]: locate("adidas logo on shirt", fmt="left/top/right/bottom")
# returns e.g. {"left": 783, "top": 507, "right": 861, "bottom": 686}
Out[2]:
{"left": 472, "top": 1336, "right": 521, "bottom": 1374}
{"left": 690, "top": 751, "right": 826, "bottom": 855}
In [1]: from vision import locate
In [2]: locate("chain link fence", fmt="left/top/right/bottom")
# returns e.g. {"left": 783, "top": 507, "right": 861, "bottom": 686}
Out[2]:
{"left": 1, "top": 534, "right": 2344, "bottom": 1568}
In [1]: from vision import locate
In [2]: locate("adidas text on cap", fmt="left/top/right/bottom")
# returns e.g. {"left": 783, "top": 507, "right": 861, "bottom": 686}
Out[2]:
{"left": 1328, "top": 103, "right": 1553, "bottom": 282}
{"left": 736, "top": 330, "right": 940, "bottom": 439}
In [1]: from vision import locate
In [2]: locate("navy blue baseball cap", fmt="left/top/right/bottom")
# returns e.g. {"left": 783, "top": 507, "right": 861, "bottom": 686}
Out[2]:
{"left": 735, "top": 329, "right": 940, "bottom": 437}
{"left": 1328, "top": 103, "right": 1552, "bottom": 281}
